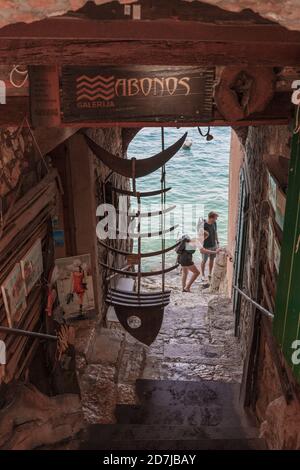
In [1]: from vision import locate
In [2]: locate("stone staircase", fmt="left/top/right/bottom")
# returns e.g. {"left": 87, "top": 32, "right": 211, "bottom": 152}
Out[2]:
{"left": 81, "top": 378, "right": 266, "bottom": 450}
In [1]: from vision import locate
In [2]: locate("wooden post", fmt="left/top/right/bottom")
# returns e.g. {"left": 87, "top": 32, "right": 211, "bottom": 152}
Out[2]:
{"left": 28, "top": 65, "right": 61, "bottom": 127}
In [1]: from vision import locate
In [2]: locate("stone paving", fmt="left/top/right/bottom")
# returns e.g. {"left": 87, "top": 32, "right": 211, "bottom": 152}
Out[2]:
{"left": 74, "top": 272, "right": 243, "bottom": 424}
{"left": 140, "top": 274, "right": 243, "bottom": 383}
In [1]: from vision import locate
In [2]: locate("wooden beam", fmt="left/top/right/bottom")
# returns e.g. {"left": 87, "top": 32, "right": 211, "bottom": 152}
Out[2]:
{"left": 0, "top": 96, "right": 29, "bottom": 125}
{"left": 0, "top": 92, "right": 292, "bottom": 127}
{"left": 0, "top": 19, "right": 300, "bottom": 66}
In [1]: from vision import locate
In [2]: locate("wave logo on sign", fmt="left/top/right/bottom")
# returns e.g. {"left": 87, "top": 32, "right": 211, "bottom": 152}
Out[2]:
{"left": 76, "top": 75, "right": 115, "bottom": 103}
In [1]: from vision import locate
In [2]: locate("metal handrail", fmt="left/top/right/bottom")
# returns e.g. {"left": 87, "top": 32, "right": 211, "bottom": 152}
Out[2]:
{"left": 0, "top": 325, "right": 57, "bottom": 341}
{"left": 232, "top": 285, "right": 274, "bottom": 319}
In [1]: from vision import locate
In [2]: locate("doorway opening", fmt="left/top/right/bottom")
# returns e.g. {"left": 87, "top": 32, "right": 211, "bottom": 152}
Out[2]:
{"left": 128, "top": 126, "right": 231, "bottom": 272}
{"left": 124, "top": 126, "right": 238, "bottom": 384}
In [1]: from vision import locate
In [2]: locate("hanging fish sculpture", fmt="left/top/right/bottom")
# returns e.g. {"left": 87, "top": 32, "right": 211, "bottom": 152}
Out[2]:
{"left": 84, "top": 132, "right": 187, "bottom": 178}
{"left": 87, "top": 130, "right": 187, "bottom": 345}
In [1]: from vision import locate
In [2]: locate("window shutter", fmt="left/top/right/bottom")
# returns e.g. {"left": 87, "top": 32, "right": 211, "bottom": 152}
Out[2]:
{"left": 273, "top": 131, "right": 300, "bottom": 383}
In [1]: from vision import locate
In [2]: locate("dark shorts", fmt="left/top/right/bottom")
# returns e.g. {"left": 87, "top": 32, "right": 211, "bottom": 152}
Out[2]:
{"left": 178, "top": 252, "right": 194, "bottom": 267}
{"left": 202, "top": 245, "right": 217, "bottom": 263}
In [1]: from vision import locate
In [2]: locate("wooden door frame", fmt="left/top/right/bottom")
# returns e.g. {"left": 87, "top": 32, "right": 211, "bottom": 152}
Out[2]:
{"left": 1, "top": 18, "right": 300, "bottom": 66}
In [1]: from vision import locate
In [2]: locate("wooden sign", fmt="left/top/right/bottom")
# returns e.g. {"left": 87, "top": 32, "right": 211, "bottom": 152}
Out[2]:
{"left": 61, "top": 66, "right": 214, "bottom": 123}
{"left": 29, "top": 65, "right": 61, "bottom": 127}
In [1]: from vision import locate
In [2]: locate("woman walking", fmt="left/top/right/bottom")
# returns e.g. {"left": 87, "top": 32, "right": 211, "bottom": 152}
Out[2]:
{"left": 176, "top": 232, "right": 219, "bottom": 292}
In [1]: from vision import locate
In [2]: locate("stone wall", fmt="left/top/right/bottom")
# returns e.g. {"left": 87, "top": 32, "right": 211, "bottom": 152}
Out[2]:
{"left": 73, "top": 127, "right": 137, "bottom": 425}
{"left": 85, "top": 127, "right": 128, "bottom": 322}
{"left": 0, "top": 0, "right": 299, "bottom": 31}
{"left": 0, "top": 383, "right": 84, "bottom": 449}
{"left": 226, "top": 129, "right": 243, "bottom": 296}
{"left": 234, "top": 124, "right": 300, "bottom": 449}
{"left": 0, "top": 123, "right": 131, "bottom": 444}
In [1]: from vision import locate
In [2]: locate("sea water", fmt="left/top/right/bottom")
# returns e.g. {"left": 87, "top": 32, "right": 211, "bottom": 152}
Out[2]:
{"left": 127, "top": 127, "right": 231, "bottom": 270}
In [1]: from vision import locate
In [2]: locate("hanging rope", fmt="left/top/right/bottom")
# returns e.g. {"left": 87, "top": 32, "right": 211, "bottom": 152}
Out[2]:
{"left": 24, "top": 117, "right": 50, "bottom": 173}
{"left": 197, "top": 126, "right": 210, "bottom": 137}
{"left": 137, "top": 193, "right": 142, "bottom": 295}
{"left": 9, "top": 65, "right": 28, "bottom": 89}
{"left": 161, "top": 127, "right": 166, "bottom": 293}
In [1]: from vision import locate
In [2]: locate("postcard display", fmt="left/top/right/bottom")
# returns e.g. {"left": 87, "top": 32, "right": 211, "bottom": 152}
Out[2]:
{"left": 1, "top": 239, "right": 43, "bottom": 327}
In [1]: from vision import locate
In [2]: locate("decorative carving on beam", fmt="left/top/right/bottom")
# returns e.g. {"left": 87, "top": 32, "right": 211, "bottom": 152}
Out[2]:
{"left": 214, "top": 67, "right": 276, "bottom": 121}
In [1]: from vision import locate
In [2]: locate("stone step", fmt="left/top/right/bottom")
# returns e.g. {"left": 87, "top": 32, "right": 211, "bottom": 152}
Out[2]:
{"left": 116, "top": 403, "right": 243, "bottom": 426}
{"left": 84, "top": 424, "right": 260, "bottom": 441}
{"left": 81, "top": 436, "right": 266, "bottom": 450}
{"left": 135, "top": 378, "right": 241, "bottom": 404}
{"left": 116, "top": 379, "right": 250, "bottom": 428}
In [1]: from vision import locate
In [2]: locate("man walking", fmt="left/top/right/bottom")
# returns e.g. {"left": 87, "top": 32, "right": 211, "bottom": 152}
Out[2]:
{"left": 201, "top": 211, "right": 219, "bottom": 281}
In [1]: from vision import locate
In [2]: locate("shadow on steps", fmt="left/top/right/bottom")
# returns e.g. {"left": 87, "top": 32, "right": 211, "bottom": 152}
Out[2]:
{"left": 80, "top": 378, "right": 266, "bottom": 450}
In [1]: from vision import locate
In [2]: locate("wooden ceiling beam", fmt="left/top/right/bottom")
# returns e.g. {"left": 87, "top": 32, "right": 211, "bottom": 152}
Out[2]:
{"left": 0, "top": 92, "right": 292, "bottom": 128}
{"left": 0, "top": 39, "right": 299, "bottom": 67}
{"left": 0, "top": 19, "right": 300, "bottom": 66}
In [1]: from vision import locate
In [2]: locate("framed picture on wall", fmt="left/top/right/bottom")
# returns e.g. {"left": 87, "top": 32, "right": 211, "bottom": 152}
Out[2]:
{"left": 268, "top": 172, "right": 277, "bottom": 212}
{"left": 20, "top": 238, "right": 43, "bottom": 295}
{"left": 1, "top": 263, "right": 27, "bottom": 327}
{"left": 55, "top": 254, "right": 95, "bottom": 319}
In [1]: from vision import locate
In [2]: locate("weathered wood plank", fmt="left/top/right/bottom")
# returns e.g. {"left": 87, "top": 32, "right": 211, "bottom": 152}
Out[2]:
{"left": 0, "top": 96, "right": 29, "bottom": 125}
{"left": 0, "top": 19, "right": 300, "bottom": 66}
{"left": 0, "top": 93, "right": 292, "bottom": 127}
{"left": 0, "top": 178, "right": 58, "bottom": 252}
{"left": 0, "top": 38, "right": 299, "bottom": 66}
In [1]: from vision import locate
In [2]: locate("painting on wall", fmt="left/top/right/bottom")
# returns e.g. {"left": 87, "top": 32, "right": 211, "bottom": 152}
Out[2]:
{"left": 1, "top": 264, "right": 27, "bottom": 326}
{"left": 20, "top": 238, "right": 43, "bottom": 295}
{"left": 268, "top": 172, "right": 277, "bottom": 212}
{"left": 55, "top": 254, "right": 95, "bottom": 319}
